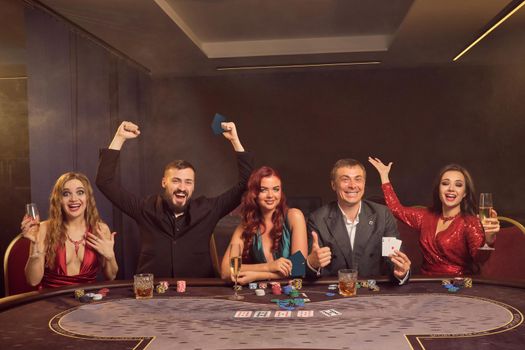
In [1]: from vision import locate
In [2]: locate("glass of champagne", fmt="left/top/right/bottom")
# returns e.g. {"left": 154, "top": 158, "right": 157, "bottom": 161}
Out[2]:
{"left": 229, "top": 243, "right": 244, "bottom": 301}
{"left": 479, "top": 193, "right": 495, "bottom": 250}
{"left": 26, "top": 203, "right": 39, "bottom": 220}
{"left": 479, "top": 193, "right": 493, "bottom": 221}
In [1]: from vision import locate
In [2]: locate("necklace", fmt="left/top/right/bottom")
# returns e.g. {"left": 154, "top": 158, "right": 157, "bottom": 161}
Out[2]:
{"left": 440, "top": 213, "right": 460, "bottom": 222}
{"left": 66, "top": 233, "right": 86, "bottom": 256}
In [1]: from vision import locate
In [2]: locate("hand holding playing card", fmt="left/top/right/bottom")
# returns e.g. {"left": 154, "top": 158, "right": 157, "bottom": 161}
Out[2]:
{"left": 220, "top": 122, "right": 238, "bottom": 142}
{"left": 389, "top": 250, "right": 411, "bottom": 279}
{"left": 382, "top": 237, "right": 402, "bottom": 257}
{"left": 210, "top": 114, "right": 244, "bottom": 152}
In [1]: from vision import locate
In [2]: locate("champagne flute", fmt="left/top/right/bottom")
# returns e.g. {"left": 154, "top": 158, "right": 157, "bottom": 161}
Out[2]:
{"left": 228, "top": 243, "right": 244, "bottom": 301}
{"left": 26, "top": 203, "right": 39, "bottom": 220}
{"left": 478, "top": 193, "right": 495, "bottom": 250}
{"left": 479, "top": 193, "right": 493, "bottom": 222}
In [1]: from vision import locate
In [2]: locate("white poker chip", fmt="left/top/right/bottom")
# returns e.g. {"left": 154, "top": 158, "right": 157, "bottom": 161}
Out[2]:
{"left": 85, "top": 292, "right": 96, "bottom": 298}
{"left": 92, "top": 293, "right": 103, "bottom": 301}
{"left": 328, "top": 284, "right": 338, "bottom": 290}
{"left": 255, "top": 289, "right": 265, "bottom": 296}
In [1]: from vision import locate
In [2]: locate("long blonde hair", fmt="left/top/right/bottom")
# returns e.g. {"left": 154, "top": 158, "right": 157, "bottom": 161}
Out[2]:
{"left": 45, "top": 172, "right": 102, "bottom": 269}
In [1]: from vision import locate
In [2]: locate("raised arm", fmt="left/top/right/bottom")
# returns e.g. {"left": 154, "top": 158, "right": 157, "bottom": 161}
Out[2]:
{"left": 214, "top": 123, "right": 255, "bottom": 218}
{"left": 368, "top": 156, "right": 392, "bottom": 184}
{"left": 221, "top": 122, "right": 244, "bottom": 152}
{"left": 96, "top": 122, "right": 143, "bottom": 219}
{"left": 109, "top": 121, "right": 140, "bottom": 150}
{"left": 22, "top": 217, "right": 48, "bottom": 287}
{"left": 369, "top": 156, "right": 425, "bottom": 230}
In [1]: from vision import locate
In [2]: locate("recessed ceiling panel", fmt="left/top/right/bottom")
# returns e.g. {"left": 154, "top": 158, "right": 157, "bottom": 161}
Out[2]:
{"left": 155, "top": 0, "right": 414, "bottom": 58}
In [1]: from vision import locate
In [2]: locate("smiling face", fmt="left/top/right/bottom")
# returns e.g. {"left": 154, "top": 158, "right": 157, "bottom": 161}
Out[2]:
{"left": 331, "top": 165, "right": 366, "bottom": 208}
{"left": 257, "top": 175, "right": 282, "bottom": 213}
{"left": 60, "top": 179, "right": 87, "bottom": 220}
{"left": 162, "top": 167, "right": 195, "bottom": 213}
{"left": 439, "top": 170, "right": 467, "bottom": 211}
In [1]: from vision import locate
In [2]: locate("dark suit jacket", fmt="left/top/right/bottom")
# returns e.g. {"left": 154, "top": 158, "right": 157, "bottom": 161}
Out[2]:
{"left": 307, "top": 200, "right": 400, "bottom": 279}
{"left": 96, "top": 149, "right": 254, "bottom": 278}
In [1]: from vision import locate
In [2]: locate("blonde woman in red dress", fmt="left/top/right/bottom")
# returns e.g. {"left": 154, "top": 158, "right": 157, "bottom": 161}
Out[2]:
{"left": 20, "top": 172, "right": 118, "bottom": 288}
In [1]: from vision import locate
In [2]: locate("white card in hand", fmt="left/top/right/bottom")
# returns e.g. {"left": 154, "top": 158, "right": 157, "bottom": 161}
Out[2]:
{"left": 393, "top": 238, "right": 402, "bottom": 252}
{"left": 382, "top": 237, "right": 395, "bottom": 256}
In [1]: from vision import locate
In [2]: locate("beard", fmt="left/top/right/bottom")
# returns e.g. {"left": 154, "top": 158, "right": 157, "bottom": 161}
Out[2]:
{"left": 162, "top": 190, "right": 190, "bottom": 214}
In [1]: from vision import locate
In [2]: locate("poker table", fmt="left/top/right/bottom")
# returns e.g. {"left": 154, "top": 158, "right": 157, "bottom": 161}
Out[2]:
{"left": 1, "top": 277, "right": 524, "bottom": 350}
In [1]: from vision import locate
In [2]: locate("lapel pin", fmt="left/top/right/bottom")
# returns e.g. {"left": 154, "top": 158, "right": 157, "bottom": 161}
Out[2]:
{"left": 369, "top": 220, "right": 374, "bottom": 225}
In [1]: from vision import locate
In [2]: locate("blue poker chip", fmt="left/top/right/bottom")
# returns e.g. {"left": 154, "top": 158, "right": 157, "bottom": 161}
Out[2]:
{"left": 325, "top": 292, "right": 336, "bottom": 297}
{"left": 447, "top": 286, "right": 460, "bottom": 292}
{"left": 249, "top": 283, "right": 258, "bottom": 290}
{"left": 282, "top": 285, "right": 293, "bottom": 295}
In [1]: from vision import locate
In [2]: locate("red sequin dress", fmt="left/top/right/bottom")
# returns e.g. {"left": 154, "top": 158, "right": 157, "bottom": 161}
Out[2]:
{"left": 382, "top": 182, "right": 487, "bottom": 275}
{"left": 41, "top": 239, "right": 100, "bottom": 288}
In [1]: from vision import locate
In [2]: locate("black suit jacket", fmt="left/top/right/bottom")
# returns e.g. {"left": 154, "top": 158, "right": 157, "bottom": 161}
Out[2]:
{"left": 307, "top": 200, "right": 401, "bottom": 279}
{"left": 96, "top": 149, "right": 254, "bottom": 277}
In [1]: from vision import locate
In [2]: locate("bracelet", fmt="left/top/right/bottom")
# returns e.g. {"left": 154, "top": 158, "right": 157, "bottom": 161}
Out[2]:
{"left": 306, "top": 258, "right": 321, "bottom": 277}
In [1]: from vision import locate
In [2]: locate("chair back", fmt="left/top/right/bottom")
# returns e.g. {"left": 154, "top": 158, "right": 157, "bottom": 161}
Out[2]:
{"left": 209, "top": 233, "right": 220, "bottom": 277}
{"left": 3, "top": 234, "right": 38, "bottom": 295}
{"left": 480, "top": 217, "right": 525, "bottom": 280}
{"left": 397, "top": 220, "right": 423, "bottom": 274}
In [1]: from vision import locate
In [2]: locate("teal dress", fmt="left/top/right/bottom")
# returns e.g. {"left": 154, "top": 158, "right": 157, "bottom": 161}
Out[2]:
{"left": 250, "top": 218, "right": 292, "bottom": 263}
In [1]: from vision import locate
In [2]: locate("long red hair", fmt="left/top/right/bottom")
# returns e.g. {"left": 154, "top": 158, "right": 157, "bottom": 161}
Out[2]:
{"left": 241, "top": 166, "right": 288, "bottom": 259}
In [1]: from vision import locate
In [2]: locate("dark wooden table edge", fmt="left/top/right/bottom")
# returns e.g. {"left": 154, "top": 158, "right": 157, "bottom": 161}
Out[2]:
{"left": 1, "top": 276, "right": 524, "bottom": 312}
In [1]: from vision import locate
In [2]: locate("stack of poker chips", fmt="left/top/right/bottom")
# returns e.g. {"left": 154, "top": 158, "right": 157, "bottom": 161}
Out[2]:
{"left": 249, "top": 283, "right": 258, "bottom": 290}
{"left": 156, "top": 281, "right": 169, "bottom": 294}
{"left": 282, "top": 285, "right": 294, "bottom": 295}
{"left": 289, "top": 279, "right": 302, "bottom": 290}
{"left": 176, "top": 280, "right": 186, "bottom": 293}
{"left": 255, "top": 289, "right": 265, "bottom": 296}
{"left": 368, "top": 279, "right": 380, "bottom": 292}
{"left": 271, "top": 282, "right": 282, "bottom": 295}
{"left": 443, "top": 277, "right": 473, "bottom": 292}
{"left": 76, "top": 291, "right": 104, "bottom": 302}
{"left": 258, "top": 282, "right": 268, "bottom": 289}
{"left": 74, "top": 289, "right": 85, "bottom": 299}
{"left": 289, "top": 289, "right": 300, "bottom": 298}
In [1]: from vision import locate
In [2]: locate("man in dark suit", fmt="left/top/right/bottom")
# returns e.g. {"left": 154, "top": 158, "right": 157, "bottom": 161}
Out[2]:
{"left": 306, "top": 159, "right": 410, "bottom": 283}
{"left": 96, "top": 121, "right": 253, "bottom": 278}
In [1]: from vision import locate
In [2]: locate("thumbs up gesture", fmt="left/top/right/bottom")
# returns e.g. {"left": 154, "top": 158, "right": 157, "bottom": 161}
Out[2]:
{"left": 307, "top": 231, "right": 332, "bottom": 269}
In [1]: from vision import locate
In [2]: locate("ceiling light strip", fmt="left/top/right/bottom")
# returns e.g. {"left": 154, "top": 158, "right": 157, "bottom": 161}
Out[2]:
{"left": 0, "top": 76, "right": 28, "bottom": 80}
{"left": 453, "top": 0, "right": 525, "bottom": 61}
{"left": 217, "top": 61, "right": 381, "bottom": 71}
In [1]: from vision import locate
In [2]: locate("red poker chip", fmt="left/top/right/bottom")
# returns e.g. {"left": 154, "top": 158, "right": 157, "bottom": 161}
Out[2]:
{"left": 98, "top": 288, "right": 110, "bottom": 296}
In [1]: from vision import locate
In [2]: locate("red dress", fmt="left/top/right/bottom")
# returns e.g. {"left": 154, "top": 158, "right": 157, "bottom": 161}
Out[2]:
{"left": 382, "top": 183, "right": 488, "bottom": 275}
{"left": 41, "top": 241, "right": 100, "bottom": 288}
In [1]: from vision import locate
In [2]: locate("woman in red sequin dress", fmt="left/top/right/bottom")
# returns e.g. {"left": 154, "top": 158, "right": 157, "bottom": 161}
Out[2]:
{"left": 368, "top": 158, "right": 500, "bottom": 275}
{"left": 21, "top": 172, "right": 118, "bottom": 288}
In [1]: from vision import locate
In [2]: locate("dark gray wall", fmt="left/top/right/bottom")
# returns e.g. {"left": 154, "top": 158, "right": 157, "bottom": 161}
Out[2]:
{"left": 24, "top": 5, "right": 150, "bottom": 280}
{"left": 148, "top": 66, "right": 525, "bottom": 219}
